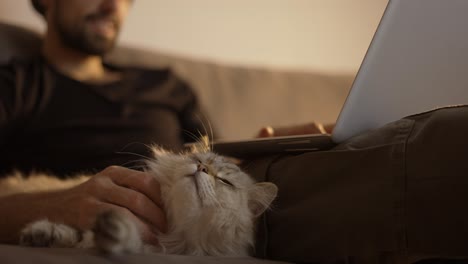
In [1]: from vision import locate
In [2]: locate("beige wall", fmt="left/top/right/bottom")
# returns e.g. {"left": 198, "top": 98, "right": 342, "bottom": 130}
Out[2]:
{"left": 0, "top": 0, "right": 388, "bottom": 74}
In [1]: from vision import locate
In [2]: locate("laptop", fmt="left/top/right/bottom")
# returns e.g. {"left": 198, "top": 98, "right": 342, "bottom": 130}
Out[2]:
{"left": 192, "top": 0, "right": 468, "bottom": 158}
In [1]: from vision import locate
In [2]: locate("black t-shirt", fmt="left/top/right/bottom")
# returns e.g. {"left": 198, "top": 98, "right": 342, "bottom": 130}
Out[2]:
{"left": 0, "top": 56, "right": 204, "bottom": 177}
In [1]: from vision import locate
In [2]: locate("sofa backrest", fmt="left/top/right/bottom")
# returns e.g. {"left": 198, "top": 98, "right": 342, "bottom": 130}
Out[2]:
{"left": 0, "top": 22, "right": 354, "bottom": 140}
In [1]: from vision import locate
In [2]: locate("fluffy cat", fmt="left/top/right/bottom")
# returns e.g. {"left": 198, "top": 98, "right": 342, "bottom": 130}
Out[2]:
{"left": 5, "top": 143, "right": 278, "bottom": 256}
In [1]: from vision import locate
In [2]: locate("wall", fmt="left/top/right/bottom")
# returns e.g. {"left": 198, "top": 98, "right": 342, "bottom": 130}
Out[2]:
{"left": 0, "top": 0, "right": 388, "bottom": 74}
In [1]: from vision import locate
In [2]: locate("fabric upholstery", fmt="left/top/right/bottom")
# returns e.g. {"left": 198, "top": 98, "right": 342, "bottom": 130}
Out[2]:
{"left": 106, "top": 47, "right": 354, "bottom": 140}
{"left": 0, "top": 22, "right": 41, "bottom": 62}
{"left": 0, "top": 244, "right": 290, "bottom": 264}
{"left": 0, "top": 22, "right": 355, "bottom": 140}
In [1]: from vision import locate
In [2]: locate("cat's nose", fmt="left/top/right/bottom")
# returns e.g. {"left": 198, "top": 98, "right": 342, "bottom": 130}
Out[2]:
{"left": 197, "top": 164, "right": 208, "bottom": 173}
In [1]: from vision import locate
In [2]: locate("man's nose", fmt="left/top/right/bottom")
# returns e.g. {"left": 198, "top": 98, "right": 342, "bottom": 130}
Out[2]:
{"left": 99, "top": 0, "right": 127, "bottom": 15}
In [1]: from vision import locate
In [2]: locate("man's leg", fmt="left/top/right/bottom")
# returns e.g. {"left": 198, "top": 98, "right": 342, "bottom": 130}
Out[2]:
{"left": 247, "top": 106, "right": 468, "bottom": 264}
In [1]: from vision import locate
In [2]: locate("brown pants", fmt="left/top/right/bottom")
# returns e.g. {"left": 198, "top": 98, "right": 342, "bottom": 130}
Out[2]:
{"left": 246, "top": 106, "right": 468, "bottom": 264}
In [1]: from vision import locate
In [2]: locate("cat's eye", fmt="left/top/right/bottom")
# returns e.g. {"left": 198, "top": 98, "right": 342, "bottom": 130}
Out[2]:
{"left": 216, "top": 176, "right": 234, "bottom": 187}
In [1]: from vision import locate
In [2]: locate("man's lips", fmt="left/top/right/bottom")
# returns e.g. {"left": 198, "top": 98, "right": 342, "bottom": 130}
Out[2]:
{"left": 86, "top": 15, "right": 118, "bottom": 37}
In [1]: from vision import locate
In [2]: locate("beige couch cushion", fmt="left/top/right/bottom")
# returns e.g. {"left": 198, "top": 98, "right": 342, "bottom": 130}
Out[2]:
{"left": 0, "top": 22, "right": 41, "bottom": 62}
{"left": 106, "top": 47, "right": 355, "bottom": 140}
{"left": 0, "top": 244, "right": 291, "bottom": 264}
{"left": 1, "top": 22, "right": 355, "bottom": 140}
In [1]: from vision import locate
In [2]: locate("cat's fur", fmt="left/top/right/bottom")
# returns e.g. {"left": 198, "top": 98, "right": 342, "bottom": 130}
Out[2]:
{"left": 3, "top": 144, "right": 278, "bottom": 256}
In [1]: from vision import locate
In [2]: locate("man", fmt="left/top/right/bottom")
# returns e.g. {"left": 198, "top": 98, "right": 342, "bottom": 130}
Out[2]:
{"left": 0, "top": 0, "right": 205, "bottom": 244}
{"left": 1, "top": 0, "right": 204, "bottom": 177}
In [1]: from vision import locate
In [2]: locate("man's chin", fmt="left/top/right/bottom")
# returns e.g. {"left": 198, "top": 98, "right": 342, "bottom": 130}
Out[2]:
{"left": 76, "top": 38, "right": 117, "bottom": 55}
{"left": 55, "top": 17, "right": 119, "bottom": 56}
{"left": 86, "top": 44, "right": 115, "bottom": 55}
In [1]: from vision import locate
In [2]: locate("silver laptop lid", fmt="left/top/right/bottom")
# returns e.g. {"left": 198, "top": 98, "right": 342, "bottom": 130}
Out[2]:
{"left": 332, "top": 0, "right": 468, "bottom": 143}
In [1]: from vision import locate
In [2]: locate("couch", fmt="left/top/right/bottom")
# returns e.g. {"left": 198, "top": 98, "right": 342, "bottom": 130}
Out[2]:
{"left": 0, "top": 22, "right": 355, "bottom": 141}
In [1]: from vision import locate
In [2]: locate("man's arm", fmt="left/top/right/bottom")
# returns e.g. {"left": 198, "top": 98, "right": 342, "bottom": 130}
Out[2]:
{"left": 0, "top": 166, "right": 166, "bottom": 244}
{"left": 0, "top": 64, "right": 166, "bottom": 244}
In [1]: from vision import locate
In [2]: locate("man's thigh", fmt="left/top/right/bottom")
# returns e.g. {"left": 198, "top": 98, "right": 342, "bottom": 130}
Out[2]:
{"left": 246, "top": 106, "right": 468, "bottom": 264}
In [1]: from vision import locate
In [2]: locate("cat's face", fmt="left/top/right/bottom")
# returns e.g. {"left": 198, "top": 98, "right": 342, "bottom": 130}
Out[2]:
{"left": 145, "top": 147, "right": 277, "bottom": 255}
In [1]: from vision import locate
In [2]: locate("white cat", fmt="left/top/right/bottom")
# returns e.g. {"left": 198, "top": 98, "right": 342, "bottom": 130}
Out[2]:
{"left": 12, "top": 144, "right": 278, "bottom": 256}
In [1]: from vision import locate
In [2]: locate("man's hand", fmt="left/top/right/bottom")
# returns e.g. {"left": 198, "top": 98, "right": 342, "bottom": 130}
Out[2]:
{"left": 52, "top": 166, "right": 166, "bottom": 244}
{"left": 0, "top": 166, "right": 166, "bottom": 244}
{"left": 256, "top": 122, "right": 335, "bottom": 138}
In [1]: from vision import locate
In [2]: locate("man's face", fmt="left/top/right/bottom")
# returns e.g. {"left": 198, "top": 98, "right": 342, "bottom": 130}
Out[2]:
{"left": 46, "top": 0, "right": 132, "bottom": 55}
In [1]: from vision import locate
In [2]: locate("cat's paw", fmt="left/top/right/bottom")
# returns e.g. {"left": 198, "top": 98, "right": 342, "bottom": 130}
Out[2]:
{"left": 93, "top": 211, "right": 142, "bottom": 254}
{"left": 20, "top": 220, "right": 81, "bottom": 247}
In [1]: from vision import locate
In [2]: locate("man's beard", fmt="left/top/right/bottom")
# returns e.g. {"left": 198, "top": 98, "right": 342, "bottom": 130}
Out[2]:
{"left": 54, "top": 8, "right": 119, "bottom": 55}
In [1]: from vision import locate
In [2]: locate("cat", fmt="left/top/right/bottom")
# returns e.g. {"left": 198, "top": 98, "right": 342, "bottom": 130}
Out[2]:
{"left": 8, "top": 142, "right": 278, "bottom": 256}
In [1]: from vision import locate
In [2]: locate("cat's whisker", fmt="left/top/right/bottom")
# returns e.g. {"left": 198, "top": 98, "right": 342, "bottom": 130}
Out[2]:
{"left": 194, "top": 113, "right": 214, "bottom": 151}
{"left": 116, "top": 151, "right": 152, "bottom": 168}
{"left": 117, "top": 160, "right": 149, "bottom": 171}
{"left": 195, "top": 113, "right": 209, "bottom": 138}
{"left": 142, "top": 143, "right": 156, "bottom": 152}
{"left": 205, "top": 115, "right": 214, "bottom": 152}
{"left": 197, "top": 131, "right": 208, "bottom": 150}
{"left": 115, "top": 145, "right": 154, "bottom": 170}
{"left": 118, "top": 142, "right": 157, "bottom": 161}
{"left": 124, "top": 164, "right": 149, "bottom": 171}
{"left": 183, "top": 129, "right": 202, "bottom": 143}
{"left": 118, "top": 142, "right": 152, "bottom": 153}
{"left": 115, "top": 151, "right": 152, "bottom": 161}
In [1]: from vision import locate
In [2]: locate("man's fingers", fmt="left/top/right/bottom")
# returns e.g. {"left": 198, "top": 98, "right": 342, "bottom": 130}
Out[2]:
{"left": 103, "top": 184, "right": 167, "bottom": 233}
{"left": 274, "top": 123, "right": 323, "bottom": 136}
{"left": 324, "top": 123, "right": 335, "bottom": 134}
{"left": 256, "top": 122, "right": 328, "bottom": 138}
{"left": 256, "top": 126, "right": 275, "bottom": 138}
{"left": 94, "top": 166, "right": 167, "bottom": 233}
{"left": 99, "top": 166, "right": 162, "bottom": 208}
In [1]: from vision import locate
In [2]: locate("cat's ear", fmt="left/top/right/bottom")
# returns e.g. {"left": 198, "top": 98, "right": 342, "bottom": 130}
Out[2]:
{"left": 248, "top": 182, "right": 278, "bottom": 217}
